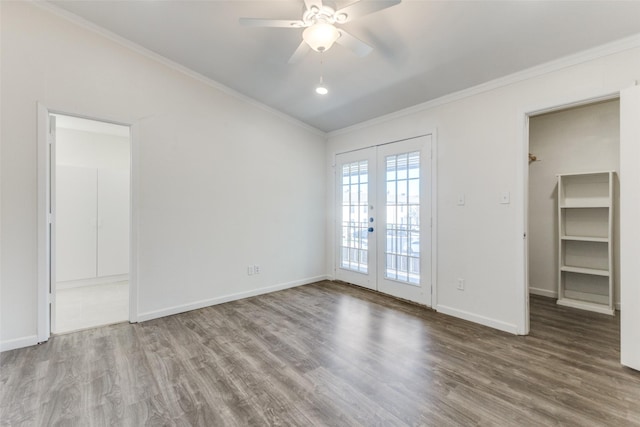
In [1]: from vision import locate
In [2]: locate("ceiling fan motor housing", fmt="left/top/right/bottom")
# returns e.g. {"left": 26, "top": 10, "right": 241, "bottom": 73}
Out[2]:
{"left": 302, "top": 4, "right": 344, "bottom": 26}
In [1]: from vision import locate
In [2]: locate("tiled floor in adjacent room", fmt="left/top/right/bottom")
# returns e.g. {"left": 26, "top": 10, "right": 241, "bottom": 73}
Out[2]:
{"left": 54, "top": 280, "right": 129, "bottom": 334}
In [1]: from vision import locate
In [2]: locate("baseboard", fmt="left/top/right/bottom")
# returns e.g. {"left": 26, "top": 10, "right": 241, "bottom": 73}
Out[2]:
{"left": 436, "top": 304, "right": 519, "bottom": 335}
{"left": 137, "top": 275, "right": 330, "bottom": 322}
{"left": 528, "top": 287, "right": 621, "bottom": 311}
{"left": 529, "top": 287, "right": 558, "bottom": 299}
{"left": 0, "top": 335, "right": 39, "bottom": 352}
{"left": 57, "top": 274, "right": 128, "bottom": 290}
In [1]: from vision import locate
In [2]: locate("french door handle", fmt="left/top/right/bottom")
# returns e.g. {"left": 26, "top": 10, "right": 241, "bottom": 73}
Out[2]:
{"left": 368, "top": 227, "right": 374, "bottom": 232}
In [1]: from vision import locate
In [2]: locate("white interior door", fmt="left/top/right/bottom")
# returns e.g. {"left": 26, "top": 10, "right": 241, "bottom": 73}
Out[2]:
{"left": 335, "top": 147, "right": 377, "bottom": 289}
{"left": 335, "top": 136, "right": 433, "bottom": 306}
{"left": 377, "top": 136, "right": 432, "bottom": 306}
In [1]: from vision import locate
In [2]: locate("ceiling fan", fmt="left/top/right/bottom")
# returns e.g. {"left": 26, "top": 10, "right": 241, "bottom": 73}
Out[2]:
{"left": 239, "top": 0, "right": 401, "bottom": 64}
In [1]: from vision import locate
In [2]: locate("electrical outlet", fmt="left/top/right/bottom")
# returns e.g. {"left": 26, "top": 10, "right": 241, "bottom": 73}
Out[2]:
{"left": 254, "top": 265, "right": 261, "bottom": 274}
{"left": 457, "top": 278, "right": 465, "bottom": 290}
{"left": 247, "top": 266, "right": 254, "bottom": 275}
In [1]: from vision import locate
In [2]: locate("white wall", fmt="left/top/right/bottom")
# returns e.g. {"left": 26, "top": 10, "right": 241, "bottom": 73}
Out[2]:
{"left": 620, "top": 85, "right": 640, "bottom": 371}
{"left": 56, "top": 127, "right": 130, "bottom": 170}
{"left": 0, "top": 2, "right": 326, "bottom": 350}
{"left": 326, "top": 43, "right": 640, "bottom": 334}
{"left": 528, "top": 100, "right": 620, "bottom": 305}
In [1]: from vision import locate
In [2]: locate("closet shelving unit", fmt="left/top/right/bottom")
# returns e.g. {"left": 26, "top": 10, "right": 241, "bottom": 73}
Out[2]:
{"left": 557, "top": 171, "right": 615, "bottom": 315}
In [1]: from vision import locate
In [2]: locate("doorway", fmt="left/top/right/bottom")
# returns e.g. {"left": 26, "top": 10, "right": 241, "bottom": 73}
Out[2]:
{"left": 50, "top": 114, "right": 131, "bottom": 334}
{"left": 527, "top": 99, "right": 620, "bottom": 314}
{"left": 519, "top": 86, "right": 640, "bottom": 371}
{"left": 335, "top": 135, "right": 434, "bottom": 306}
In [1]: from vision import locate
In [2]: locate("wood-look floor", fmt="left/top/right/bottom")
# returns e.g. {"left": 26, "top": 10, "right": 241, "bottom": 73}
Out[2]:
{"left": 2, "top": 281, "right": 639, "bottom": 426}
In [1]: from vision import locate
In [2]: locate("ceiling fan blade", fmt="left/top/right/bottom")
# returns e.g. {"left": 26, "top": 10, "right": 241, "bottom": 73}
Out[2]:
{"left": 336, "top": 30, "right": 373, "bottom": 57}
{"left": 335, "top": 0, "right": 401, "bottom": 23}
{"left": 304, "top": 0, "right": 323, "bottom": 11}
{"left": 239, "top": 18, "right": 304, "bottom": 28}
{"left": 288, "top": 41, "right": 311, "bottom": 64}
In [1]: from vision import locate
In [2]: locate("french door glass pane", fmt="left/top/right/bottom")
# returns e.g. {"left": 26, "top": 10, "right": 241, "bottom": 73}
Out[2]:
{"left": 385, "top": 152, "right": 420, "bottom": 285}
{"left": 340, "top": 161, "right": 369, "bottom": 273}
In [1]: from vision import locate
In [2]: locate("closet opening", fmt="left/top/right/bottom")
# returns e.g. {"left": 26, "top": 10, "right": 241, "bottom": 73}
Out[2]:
{"left": 526, "top": 97, "right": 620, "bottom": 344}
{"left": 51, "top": 114, "right": 131, "bottom": 334}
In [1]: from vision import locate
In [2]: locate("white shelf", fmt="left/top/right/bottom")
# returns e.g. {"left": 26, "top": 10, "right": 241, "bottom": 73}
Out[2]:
{"left": 556, "top": 171, "right": 615, "bottom": 177}
{"left": 557, "top": 298, "right": 615, "bottom": 315}
{"left": 561, "top": 236, "right": 608, "bottom": 243}
{"left": 557, "top": 171, "right": 614, "bottom": 315}
{"left": 558, "top": 171, "right": 612, "bottom": 208}
{"left": 560, "top": 266, "right": 609, "bottom": 277}
{"left": 560, "top": 202, "right": 610, "bottom": 208}
{"left": 561, "top": 208, "right": 609, "bottom": 238}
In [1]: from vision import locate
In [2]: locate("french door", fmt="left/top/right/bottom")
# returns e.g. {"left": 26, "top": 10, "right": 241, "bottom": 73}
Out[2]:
{"left": 335, "top": 136, "right": 432, "bottom": 306}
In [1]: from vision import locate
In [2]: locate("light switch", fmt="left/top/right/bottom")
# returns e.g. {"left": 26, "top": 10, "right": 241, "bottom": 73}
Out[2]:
{"left": 457, "top": 193, "right": 465, "bottom": 206}
{"left": 500, "top": 192, "right": 510, "bottom": 204}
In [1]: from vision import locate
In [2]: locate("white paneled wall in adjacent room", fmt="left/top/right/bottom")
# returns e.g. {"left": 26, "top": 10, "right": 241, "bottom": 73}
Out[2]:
{"left": 528, "top": 100, "right": 620, "bottom": 307}
{"left": 56, "top": 165, "right": 98, "bottom": 282}
{"left": 97, "top": 168, "right": 130, "bottom": 277}
{"left": 55, "top": 124, "right": 130, "bottom": 286}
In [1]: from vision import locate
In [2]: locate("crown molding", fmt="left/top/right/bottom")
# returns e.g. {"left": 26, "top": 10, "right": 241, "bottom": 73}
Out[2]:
{"left": 30, "top": 1, "right": 326, "bottom": 138}
{"left": 328, "top": 33, "right": 640, "bottom": 138}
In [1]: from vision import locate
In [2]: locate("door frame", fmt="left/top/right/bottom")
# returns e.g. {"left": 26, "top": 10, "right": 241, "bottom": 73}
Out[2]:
{"left": 619, "top": 85, "right": 640, "bottom": 371}
{"left": 516, "top": 89, "right": 621, "bottom": 336}
{"left": 333, "top": 132, "right": 438, "bottom": 308}
{"left": 37, "top": 103, "right": 138, "bottom": 342}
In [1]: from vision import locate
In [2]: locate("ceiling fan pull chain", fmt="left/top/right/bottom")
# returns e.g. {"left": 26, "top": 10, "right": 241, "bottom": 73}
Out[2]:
{"left": 316, "top": 51, "right": 329, "bottom": 95}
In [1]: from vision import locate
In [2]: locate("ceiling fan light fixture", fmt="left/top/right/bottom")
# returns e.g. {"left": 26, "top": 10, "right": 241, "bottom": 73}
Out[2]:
{"left": 303, "top": 22, "right": 340, "bottom": 52}
{"left": 335, "top": 13, "right": 348, "bottom": 23}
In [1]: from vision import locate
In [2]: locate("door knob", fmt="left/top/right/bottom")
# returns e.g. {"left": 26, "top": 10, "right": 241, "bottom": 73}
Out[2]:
{"left": 368, "top": 227, "right": 374, "bottom": 232}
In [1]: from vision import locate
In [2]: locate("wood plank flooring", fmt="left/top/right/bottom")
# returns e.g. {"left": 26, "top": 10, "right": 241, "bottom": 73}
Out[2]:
{"left": 2, "top": 280, "right": 640, "bottom": 426}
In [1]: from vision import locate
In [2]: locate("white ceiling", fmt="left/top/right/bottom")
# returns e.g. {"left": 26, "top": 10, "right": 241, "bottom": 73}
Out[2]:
{"left": 48, "top": 1, "right": 640, "bottom": 133}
